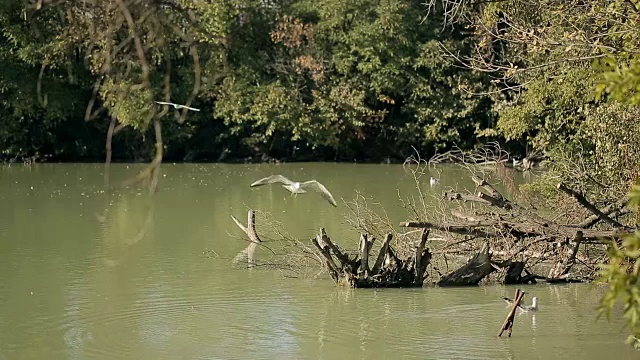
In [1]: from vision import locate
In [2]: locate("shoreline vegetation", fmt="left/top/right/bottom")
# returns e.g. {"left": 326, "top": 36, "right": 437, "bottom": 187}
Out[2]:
{"left": 2, "top": 0, "right": 639, "bottom": 347}
{"left": 1, "top": 148, "right": 548, "bottom": 168}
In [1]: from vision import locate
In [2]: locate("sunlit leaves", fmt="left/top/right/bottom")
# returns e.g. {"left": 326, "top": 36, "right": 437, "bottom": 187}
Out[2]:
{"left": 595, "top": 55, "right": 640, "bottom": 107}
{"left": 598, "top": 232, "right": 640, "bottom": 348}
{"left": 176, "top": 0, "right": 233, "bottom": 44}
{"left": 99, "top": 79, "right": 154, "bottom": 130}
{"left": 597, "top": 179, "right": 640, "bottom": 349}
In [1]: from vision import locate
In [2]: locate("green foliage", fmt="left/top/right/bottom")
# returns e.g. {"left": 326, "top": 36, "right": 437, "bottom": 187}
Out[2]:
{"left": 99, "top": 79, "right": 155, "bottom": 131}
{"left": 0, "top": 0, "right": 497, "bottom": 162}
{"left": 518, "top": 174, "right": 560, "bottom": 208}
{"left": 497, "top": 67, "right": 594, "bottom": 151}
{"left": 594, "top": 43, "right": 640, "bottom": 351}
{"left": 598, "top": 180, "right": 640, "bottom": 349}
{"left": 443, "top": 0, "right": 640, "bottom": 346}
{"left": 595, "top": 55, "right": 640, "bottom": 106}
{"left": 0, "top": 0, "right": 96, "bottom": 159}
{"left": 457, "top": 0, "right": 640, "bottom": 196}
{"left": 463, "top": 0, "right": 640, "bottom": 158}
{"left": 0, "top": 0, "right": 232, "bottom": 161}
{"left": 0, "top": 0, "right": 636, "bottom": 164}
{"left": 582, "top": 103, "right": 640, "bottom": 195}
{"left": 213, "top": 0, "right": 494, "bottom": 157}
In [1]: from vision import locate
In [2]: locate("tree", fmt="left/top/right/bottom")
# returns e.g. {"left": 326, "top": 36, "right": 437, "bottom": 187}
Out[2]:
{"left": 1, "top": 0, "right": 234, "bottom": 171}
{"left": 427, "top": 0, "right": 639, "bottom": 162}
{"left": 1, "top": 0, "right": 497, "bottom": 163}
{"left": 599, "top": 181, "right": 640, "bottom": 348}
{"left": 0, "top": 0, "right": 100, "bottom": 160}
{"left": 424, "top": 0, "right": 640, "bottom": 345}
{"left": 214, "top": 0, "right": 495, "bottom": 160}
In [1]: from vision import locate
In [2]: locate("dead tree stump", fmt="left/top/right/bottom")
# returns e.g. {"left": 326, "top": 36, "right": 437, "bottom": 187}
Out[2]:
{"left": 312, "top": 228, "right": 432, "bottom": 288}
{"left": 437, "top": 242, "right": 494, "bottom": 286}
{"left": 231, "top": 210, "right": 262, "bottom": 268}
{"left": 491, "top": 260, "right": 544, "bottom": 284}
{"left": 503, "top": 261, "right": 525, "bottom": 284}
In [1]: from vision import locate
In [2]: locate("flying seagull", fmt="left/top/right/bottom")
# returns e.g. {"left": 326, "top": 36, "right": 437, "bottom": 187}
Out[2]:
{"left": 503, "top": 296, "right": 539, "bottom": 312}
{"left": 155, "top": 101, "right": 200, "bottom": 112}
{"left": 250, "top": 174, "right": 338, "bottom": 207}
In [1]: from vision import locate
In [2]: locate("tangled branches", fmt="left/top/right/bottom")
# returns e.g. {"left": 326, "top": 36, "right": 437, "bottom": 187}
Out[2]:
{"left": 427, "top": 142, "right": 509, "bottom": 166}
{"left": 27, "top": 0, "right": 226, "bottom": 191}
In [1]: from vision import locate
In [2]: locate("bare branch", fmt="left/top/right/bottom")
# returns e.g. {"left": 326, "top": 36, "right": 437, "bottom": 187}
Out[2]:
{"left": 557, "top": 183, "right": 626, "bottom": 228}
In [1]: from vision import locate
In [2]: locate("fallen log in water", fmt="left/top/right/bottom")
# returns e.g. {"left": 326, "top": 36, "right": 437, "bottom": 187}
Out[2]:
{"left": 231, "top": 210, "right": 263, "bottom": 243}
{"left": 228, "top": 167, "right": 634, "bottom": 288}
{"left": 557, "top": 183, "right": 626, "bottom": 228}
{"left": 311, "top": 228, "right": 432, "bottom": 288}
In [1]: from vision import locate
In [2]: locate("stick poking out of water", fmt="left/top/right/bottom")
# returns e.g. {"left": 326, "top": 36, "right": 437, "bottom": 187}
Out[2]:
{"left": 498, "top": 288, "right": 525, "bottom": 337}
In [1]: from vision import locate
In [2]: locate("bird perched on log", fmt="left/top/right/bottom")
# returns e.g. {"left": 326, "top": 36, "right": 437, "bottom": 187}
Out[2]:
{"left": 154, "top": 101, "right": 200, "bottom": 111}
{"left": 250, "top": 174, "right": 338, "bottom": 207}
{"left": 503, "top": 296, "right": 539, "bottom": 312}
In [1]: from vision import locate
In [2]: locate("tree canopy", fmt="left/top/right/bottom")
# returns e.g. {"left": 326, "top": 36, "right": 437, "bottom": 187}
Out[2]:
{"left": 430, "top": 0, "right": 640, "bottom": 346}
{"left": 0, "top": 0, "right": 495, "bottom": 163}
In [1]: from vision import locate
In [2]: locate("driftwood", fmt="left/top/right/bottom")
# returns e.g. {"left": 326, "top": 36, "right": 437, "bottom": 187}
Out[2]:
{"left": 401, "top": 219, "right": 627, "bottom": 244}
{"left": 498, "top": 289, "right": 526, "bottom": 337}
{"left": 401, "top": 176, "right": 635, "bottom": 285}
{"left": 231, "top": 210, "right": 262, "bottom": 268}
{"left": 312, "top": 228, "right": 432, "bottom": 288}
{"left": 438, "top": 242, "right": 493, "bottom": 286}
{"left": 231, "top": 210, "right": 262, "bottom": 243}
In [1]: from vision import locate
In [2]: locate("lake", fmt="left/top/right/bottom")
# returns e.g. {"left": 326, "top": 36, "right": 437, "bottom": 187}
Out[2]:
{"left": 0, "top": 163, "right": 637, "bottom": 359}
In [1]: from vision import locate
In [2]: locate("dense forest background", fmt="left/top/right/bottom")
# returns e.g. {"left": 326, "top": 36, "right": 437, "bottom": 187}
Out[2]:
{"left": 0, "top": 0, "right": 604, "bottom": 161}
{"left": 0, "top": 0, "right": 495, "bottom": 163}
{"left": 1, "top": 0, "right": 639, "bottom": 164}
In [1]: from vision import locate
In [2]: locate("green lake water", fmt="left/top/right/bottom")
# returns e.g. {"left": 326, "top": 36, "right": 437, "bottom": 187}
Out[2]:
{"left": 0, "top": 163, "right": 637, "bottom": 359}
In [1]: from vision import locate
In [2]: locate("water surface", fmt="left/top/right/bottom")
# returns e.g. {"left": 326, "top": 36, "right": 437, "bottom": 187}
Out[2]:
{"left": 0, "top": 163, "right": 636, "bottom": 359}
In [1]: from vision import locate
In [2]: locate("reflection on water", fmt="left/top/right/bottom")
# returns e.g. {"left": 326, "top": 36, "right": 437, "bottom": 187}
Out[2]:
{"left": 0, "top": 163, "right": 637, "bottom": 359}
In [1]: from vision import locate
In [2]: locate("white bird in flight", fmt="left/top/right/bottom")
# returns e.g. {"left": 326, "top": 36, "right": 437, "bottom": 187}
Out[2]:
{"left": 430, "top": 176, "right": 439, "bottom": 187}
{"left": 503, "top": 296, "right": 539, "bottom": 312}
{"left": 155, "top": 101, "right": 200, "bottom": 112}
{"left": 250, "top": 175, "right": 338, "bottom": 207}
